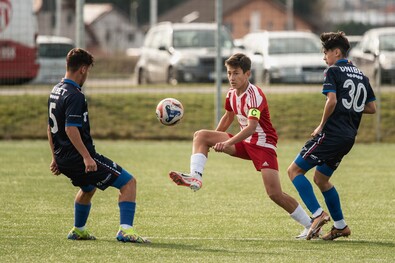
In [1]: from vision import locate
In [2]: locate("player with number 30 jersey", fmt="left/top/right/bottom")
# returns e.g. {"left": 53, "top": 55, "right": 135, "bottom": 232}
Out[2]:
{"left": 321, "top": 59, "right": 375, "bottom": 138}
{"left": 288, "top": 31, "right": 376, "bottom": 241}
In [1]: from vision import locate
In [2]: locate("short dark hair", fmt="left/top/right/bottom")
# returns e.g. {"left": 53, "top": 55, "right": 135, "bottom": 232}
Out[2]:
{"left": 320, "top": 31, "right": 350, "bottom": 57}
{"left": 66, "top": 48, "right": 94, "bottom": 72}
{"left": 225, "top": 53, "right": 251, "bottom": 73}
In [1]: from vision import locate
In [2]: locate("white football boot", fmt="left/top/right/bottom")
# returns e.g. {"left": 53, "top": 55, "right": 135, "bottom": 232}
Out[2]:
{"left": 169, "top": 171, "right": 202, "bottom": 192}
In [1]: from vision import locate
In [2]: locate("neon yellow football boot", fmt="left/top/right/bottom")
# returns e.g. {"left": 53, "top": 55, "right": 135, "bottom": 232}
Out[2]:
{"left": 67, "top": 227, "right": 96, "bottom": 240}
{"left": 116, "top": 227, "right": 150, "bottom": 243}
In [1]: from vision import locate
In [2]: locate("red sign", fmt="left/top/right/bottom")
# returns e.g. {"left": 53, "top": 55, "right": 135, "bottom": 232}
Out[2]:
{"left": 0, "top": 0, "right": 12, "bottom": 33}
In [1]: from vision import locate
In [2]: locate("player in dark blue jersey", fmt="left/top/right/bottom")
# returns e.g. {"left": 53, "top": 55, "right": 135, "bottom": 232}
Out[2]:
{"left": 47, "top": 48, "right": 149, "bottom": 243}
{"left": 287, "top": 32, "right": 376, "bottom": 240}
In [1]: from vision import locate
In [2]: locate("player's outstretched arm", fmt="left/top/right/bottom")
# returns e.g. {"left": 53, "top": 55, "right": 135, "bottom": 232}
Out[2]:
{"left": 213, "top": 118, "right": 257, "bottom": 153}
{"left": 215, "top": 110, "right": 235, "bottom": 132}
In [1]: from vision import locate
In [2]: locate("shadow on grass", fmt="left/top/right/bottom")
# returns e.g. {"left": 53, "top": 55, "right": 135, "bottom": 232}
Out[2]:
{"left": 308, "top": 239, "right": 395, "bottom": 248}
{"left": 93, "top": 239, "right": 282, "bottom": 256}
{"left": 93, "top": 236, "right": 394, "bottom": 253}
{"left": 145, "top": 241, "right": 284, "bottom": 256}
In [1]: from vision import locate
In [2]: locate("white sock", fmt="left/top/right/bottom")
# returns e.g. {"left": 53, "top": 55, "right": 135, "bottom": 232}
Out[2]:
{"left": 334, "top": 219, "right": 347, "bottom": 230}
{"left": 76, "top": 226, "right": 86, "bottom": 231}
{"left": 290, "top": 204, "right": 312, "bottom": 228}
{"left": 190, "top": 153, "right": 207, "bottom": 178}
{"left": 120, "top": 224, "right": 132, "bottom": 229}
{"left": 312, "top": 208, "right": 324, "bottom": 218}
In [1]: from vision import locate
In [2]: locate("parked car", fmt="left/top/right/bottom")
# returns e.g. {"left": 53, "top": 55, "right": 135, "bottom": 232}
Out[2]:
{"left": 242, "top": 31, "right": 327, "bottom": 84}
{"left": 348, "top": 27, "right": 395, "bottom": 84}
{"left": 346, "top": 35, "right": 363, "bottom": 56}
{"left": 347, "top": 35, "right": 363, "bottom": 50}
{"left": 32, "top": 35, "right": 74, "bottom": 84}
{"left": 135, "top": 22, "right": 237, "bottom": 84}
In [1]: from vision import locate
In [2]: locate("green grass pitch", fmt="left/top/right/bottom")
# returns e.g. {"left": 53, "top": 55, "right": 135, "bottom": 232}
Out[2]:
{"left": 0, "top": 140, "right": 394, "bottom": 262}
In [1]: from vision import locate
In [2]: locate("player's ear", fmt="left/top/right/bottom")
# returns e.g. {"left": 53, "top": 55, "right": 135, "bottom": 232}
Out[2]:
{"left": 79, "top": 65, "right": 88, "bottom": 75}
{"left": 335, "top": 48, "right": 342, "bottom": 57}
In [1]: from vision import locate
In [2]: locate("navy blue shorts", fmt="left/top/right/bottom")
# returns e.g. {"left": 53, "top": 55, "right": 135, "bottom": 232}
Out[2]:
{"left": 295, "top": 133, "right": 355, "bottom": 174}
{"left": 56, "top": 153, "right": 131, "bottom": 191}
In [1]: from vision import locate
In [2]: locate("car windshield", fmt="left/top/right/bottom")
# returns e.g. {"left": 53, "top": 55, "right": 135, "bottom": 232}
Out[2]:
{"left": 173, "top": 29, "right": 233, "bottom": 49}
{"left": 39, "top": 43, "right": 74, "bottom": 58}
{"left": 379, "top": 34, "right": 395, "bottom": 51}
{"left": 268, "top": 37, "right": 321, "bottom": 55}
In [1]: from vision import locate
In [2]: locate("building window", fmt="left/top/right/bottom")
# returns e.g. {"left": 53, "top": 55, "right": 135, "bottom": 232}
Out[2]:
{"left": 67, "top": 13, "right": 73, "bottom": 25}
{"left": 106, "top": 30, "right": 111, "bottom": 42}
{"left": 267, "top": 22, "right": 273, "bottom": 30}
{"left": 51, "top": 14, "right": 56, "bottom": 29}
{"left": 250, "top": 11, "right": 261, "bottom": 32}
{"left": 128, "top": 33, "right": 135, "bottom": 42}
{"left": 224, "top": 23, "right": 233, "bottom": 34}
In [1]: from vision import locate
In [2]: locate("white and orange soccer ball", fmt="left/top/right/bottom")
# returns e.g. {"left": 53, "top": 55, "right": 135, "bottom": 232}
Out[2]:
{"left": 155, "top": 98, "right": 184, "bottom": 126}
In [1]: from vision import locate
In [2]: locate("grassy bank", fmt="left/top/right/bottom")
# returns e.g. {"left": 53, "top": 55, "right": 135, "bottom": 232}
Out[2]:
{"left": 0, "top": 91, "right": 394, "bottom": 142}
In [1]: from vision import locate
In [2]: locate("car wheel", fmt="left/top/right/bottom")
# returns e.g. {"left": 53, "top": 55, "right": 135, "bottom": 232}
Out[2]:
{"left": 138, "top": 68, "right": 148, "bottom": 85}
{"left": 167, "top": 67, "right": 178, "bottom": 85}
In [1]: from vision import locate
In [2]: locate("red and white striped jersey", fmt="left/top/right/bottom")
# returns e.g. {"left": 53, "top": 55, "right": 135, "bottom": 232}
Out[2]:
{"left": 225, "top": 83, "right": 278, "bottom": 149}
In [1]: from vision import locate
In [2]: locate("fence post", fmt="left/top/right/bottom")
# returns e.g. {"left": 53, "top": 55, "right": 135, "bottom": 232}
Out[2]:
{"left": 215, "top": 0, "right": 223, "bottom": 126}
{"left": 75, "top": 0, "right": 85, "bottom": 49}
{"left": 375, "top": 52, "right": 382, "bottom": 142}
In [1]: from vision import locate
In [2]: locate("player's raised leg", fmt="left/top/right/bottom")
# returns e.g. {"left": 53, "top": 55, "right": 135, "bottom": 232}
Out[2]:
{"left": 169, "top": 130, "right": 234, "bottom": 191}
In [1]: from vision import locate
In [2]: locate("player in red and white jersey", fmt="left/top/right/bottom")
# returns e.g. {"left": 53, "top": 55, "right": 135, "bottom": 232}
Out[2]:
{"left": 169, "top": 53, "right": 315, "bottom": 239}
{"left": 225, "top": 81, "right": 277, "bottom": 150}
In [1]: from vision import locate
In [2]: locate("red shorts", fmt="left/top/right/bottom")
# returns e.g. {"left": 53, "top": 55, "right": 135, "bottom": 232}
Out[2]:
{"left": 231, "top": 137, "right": 278, "bottom": 171}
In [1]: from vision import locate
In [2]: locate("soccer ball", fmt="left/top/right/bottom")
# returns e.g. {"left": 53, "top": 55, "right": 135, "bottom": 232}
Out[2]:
{"left": 155, "top": 98, "right": 184, "bottom": 126}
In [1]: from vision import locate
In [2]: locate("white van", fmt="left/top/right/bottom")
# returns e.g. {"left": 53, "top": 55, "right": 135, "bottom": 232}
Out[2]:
{"left": 0, "top": 0, "right": 39, "bottom": 84}
{"left": 33, "top": 35, "right": 74, "bottom": 84}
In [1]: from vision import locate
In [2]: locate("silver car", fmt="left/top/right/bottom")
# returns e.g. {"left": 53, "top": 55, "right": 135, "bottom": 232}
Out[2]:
{"left": 242, "top": 31, "right": 327, "bottom": 84}
{"left": 33, "top": 35, "right": 74, "bottom": 84}
{"left": 349, "top": 27, "right": 395, "bottom": 84}
{"left": 135, "top": 22, "right": 236, "bottom": 84}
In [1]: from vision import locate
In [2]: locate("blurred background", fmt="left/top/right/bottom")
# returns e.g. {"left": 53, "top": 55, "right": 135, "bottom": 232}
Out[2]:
{"left": 1, "top": 0, "right": 394, "bottom": 142}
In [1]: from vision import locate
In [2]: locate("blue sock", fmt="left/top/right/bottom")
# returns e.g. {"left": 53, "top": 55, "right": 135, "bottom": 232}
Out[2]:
{"left": 119, "top": 201, "right": 136, "bottom": 226}
{"left": 292, "top": 175, "right": 321, "bottom": 214}
{"left": 74, "top": 203, "right": 91, "bottom": 228}
{"left": 323, "top": 186, "right": 343, "bottom": 221}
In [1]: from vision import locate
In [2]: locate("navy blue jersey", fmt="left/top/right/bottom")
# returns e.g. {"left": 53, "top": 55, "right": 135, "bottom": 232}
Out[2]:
{"left": 48, "top": 79, "right": 95, "bottom": 160}
{"left": 322, "top": 59, "right": 376, "bottom": 138}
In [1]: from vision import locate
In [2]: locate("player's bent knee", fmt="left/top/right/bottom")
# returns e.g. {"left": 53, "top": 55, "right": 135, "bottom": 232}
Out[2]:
{"left": 120, "top": 177, "right": 136, "bottom": 192}
{"left": 194, "top": 129, "right": 208, "bottom": 139}
{"left": 112, "top": 169, "right": 134, "bottom": 189}
{"left": 313, "top": 175, "right": 327, "bottom": 187}
{"left": 287, "top": 165, "right": 298, "bottom": 180}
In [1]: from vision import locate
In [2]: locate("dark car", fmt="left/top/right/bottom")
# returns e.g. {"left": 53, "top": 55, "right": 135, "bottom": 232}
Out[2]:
{"left": 135, "top": 22, "right": 237, "bottom": 84}
{"left": 349, "top": 27, "right": 395, "bottom": 84}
